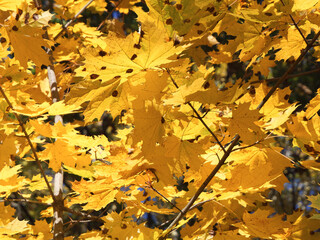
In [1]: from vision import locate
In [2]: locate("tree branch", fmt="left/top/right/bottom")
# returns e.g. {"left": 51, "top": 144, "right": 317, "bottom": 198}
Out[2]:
{"left": 0, "top": 86, "right": 56, "bottom": 203}
{"left": 166, "top": 68, "right": 227, "bottom": 154}
{"left": 163, "top": 135, "right": 240, "bottom": 234}
{"left": 257, "top": 30, "right": 320, "bottom": 110}
{"left": 53, "top": 0, "right": 94, "bottom": 41}
{"left": 251, "top": 67, "right": 320, "bottom": 84}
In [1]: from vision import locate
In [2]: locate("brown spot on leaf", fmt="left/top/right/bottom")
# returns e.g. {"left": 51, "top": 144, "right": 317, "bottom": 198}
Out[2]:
{"left": 101, "top": 66, "right": 106, "bottom": 70}
{"left": 197, "top": 30, "right": 203, "bottom": 35}
{"left": 206, "top": 7, "right": 215, "bottom": 13}
{"left": 112, "top": 90, "right": 118, "bottom": 97}
{"left": 183, "top": 19, "right": 191, "bottom": 23}
{"left": 249, "top": 86, "right": 255, "bottom": 95}
{"left": 130, "top": 54, "right": 137, "bottom": 61}
{"left": 284, "top": 94, "right": 290, "bottom": 100}
{"left": 166, "top": 18, "right": 173, "bottom": 25}
{"left": 126, "top": 69, "right": 133, "bottom": 73}
{"left": 121, "top": 224, "right": 127, "bottom": 229}
{"left": 99, "top": 51, "right": 107, "bottom": 57}
{"left": 176, "top": 4, "right": 182, "bottom": 10}
{"left": 204, "top": 82, "right": 210, "bottom": 89}
{"left": 161, "top": 116, "right": 165, "bottom": 124}
{"left": 0, "top": 37, "right": 6, "bottom": 43}
{"left": 82, "top": 68, "right": 86, "bottom": 71}
{"left": 265, "top": 12, "right": 272, "bottom": 16}
{"left": 114, "top": 76, "right": 121, "bottom": 79}
{"left": 12, "top": 26, "right": 18, "bottom": 31}
{"left": 195, "top": 23, "right": 200, "bottom": 26}
{"left": 90, "top": 74, "right": 99, "bottom": 79}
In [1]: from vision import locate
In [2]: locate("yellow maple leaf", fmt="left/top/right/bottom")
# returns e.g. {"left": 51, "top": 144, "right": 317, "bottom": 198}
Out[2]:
{"left": 5, "top": 18, "right": 51, "bottom": 68}
{"left": 274, "top": 26, "right": 307, "bottom": 61}
{"left": 228, "top": 102, "right": 265, "bottom": 144}
{"left": 76, "top": 10, "right": 187, "bottom": 83}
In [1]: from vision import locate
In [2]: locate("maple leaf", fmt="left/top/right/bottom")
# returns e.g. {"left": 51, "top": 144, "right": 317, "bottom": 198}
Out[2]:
{"left": 227, "top": 102, "right": 265, "bottom": 144}
{"left": 76, "top": 10, "right": 187, "bottom": 83}
{"left": 5, "top": 18, "right": 51, "bottom": 68}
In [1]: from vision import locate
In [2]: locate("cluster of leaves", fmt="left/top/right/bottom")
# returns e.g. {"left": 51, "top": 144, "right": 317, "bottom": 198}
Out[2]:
{"left": 2, "top": 0, "right": 320, "bottom": 239}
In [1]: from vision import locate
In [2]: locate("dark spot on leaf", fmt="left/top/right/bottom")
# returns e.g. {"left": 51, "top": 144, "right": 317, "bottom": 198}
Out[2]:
{"left": 164, "top": 0, "right": 170, "bottom": 4}
{"left": 161, "top": 116, "right": 165, "bottom": 123}
{"left": 99, "top": 50, "right": 107, "bottom": 57}
{"left": 90, "top": 192, "right": 94, "bottom": 195}
{"left": 213, "top": 12, "right": 219, "bottom": 16}
{"left": 166, "top": 18, "right": 173, "bottom": 25}
{"left": 284, "top": 94, "right": 290, "bottom": 100}
{"left": 197, "top": 30, "right": 203, "bottom": 35}
{"left": 204, "top": 82, "right": 210, "bottom": 89}
{"left": 134, "top": 43, "right": 141, "bottom": 49}
{"left": 101, "top": 66, "right": 106, "bottom": 70}
{"left": 303, "top": 116, "right": 308, "bottom": 121}
{"left": 0, "top": 37, "right": 6, "bottom": 43}
{"left": 265, "top": 12, "right": 272, "bottom": 16}
{"left": 141, "top": 30, "right": 145, "bottom": 38}
{"left": 195, "top": 23, "right": 200, "bottom": 26}
{"left": 176, "top": 4, "right": 182, "bottom": 10}
{"left": 131, "top": 54, "right": 137, "bottom": 60}
{"left": 12, "top": 26, "right": 18, "bottom": 31}
{"left": 6, "top": 76, "right": 12, "bottom": 81}
{"left": 102, "top": 228, "right": 109, "bottom": 234}
{"left": 310, "top": 231, "right": 315, "bottom": 235}
{"left": 126, "top": 69, "right": 133, "bottom": 73}
{"left": 114, "top": 76, "right": 121, "bottom": 79}
{"left": 183, "top": 19, "right": 191, "bottom": 23}
{"left": 121, "top": 224, "right": 127, "bottom": 229}
{"left": 249, "top": 86, "right": 255, "bottom": 95}
{"left": 317, "top": 141, "right": 320, "bottom": 145}
{"left": 82, "top": 68, "right": 86, "bottom": 71}
{"left": 90, "top": 74, "right": 99, "bottom": 79}
{"left": 206, "top": 7, "right": 215, "bottom": 13}
{"left": 112, "top": 90, "right": 118, "bottom": 97}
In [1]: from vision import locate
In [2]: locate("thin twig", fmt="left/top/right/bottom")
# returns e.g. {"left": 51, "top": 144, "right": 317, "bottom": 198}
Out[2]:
{"left": 53, "top": 0, "right": 94, "bottom": 41}
{"left": 251, "top": 67, "right": 320, "bottom": 84}
{"left": 163, "top": 135, "right": 240, "bottom": 235}
{"left": 149, "top": 185, "right": 182, "bottom": 213}
{"left": 188, "top": 198, "right": 242, "bottom": 221}
{"left": 257, "top": 30, "right": 320, "bottom": 109}
{"left": 96, "top": 0, "right": 124, "bottom": 31}
{"left": 0, "top": 86, "right": 56, "bottom": 202}
{"left": 2, "top": 198, "right": 51, "bottom": 206}
{"left": 166, "top": 69, "right": 227, "bottom": 154}
{"left": 280, "top": 0, "right": 308, "bottom": 45}
{"left": 63, "top": 207, "right": 104, "bottom": 222}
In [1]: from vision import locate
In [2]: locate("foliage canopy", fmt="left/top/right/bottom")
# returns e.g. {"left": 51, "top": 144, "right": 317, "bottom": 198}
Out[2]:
{"left": 1, "top": 0, "right": 320, "bottom": 239}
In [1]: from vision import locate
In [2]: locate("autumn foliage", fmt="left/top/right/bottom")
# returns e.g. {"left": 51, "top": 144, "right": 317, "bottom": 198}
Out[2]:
{"left": 2, "top": 0, "right": 320, "bottom": 239}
